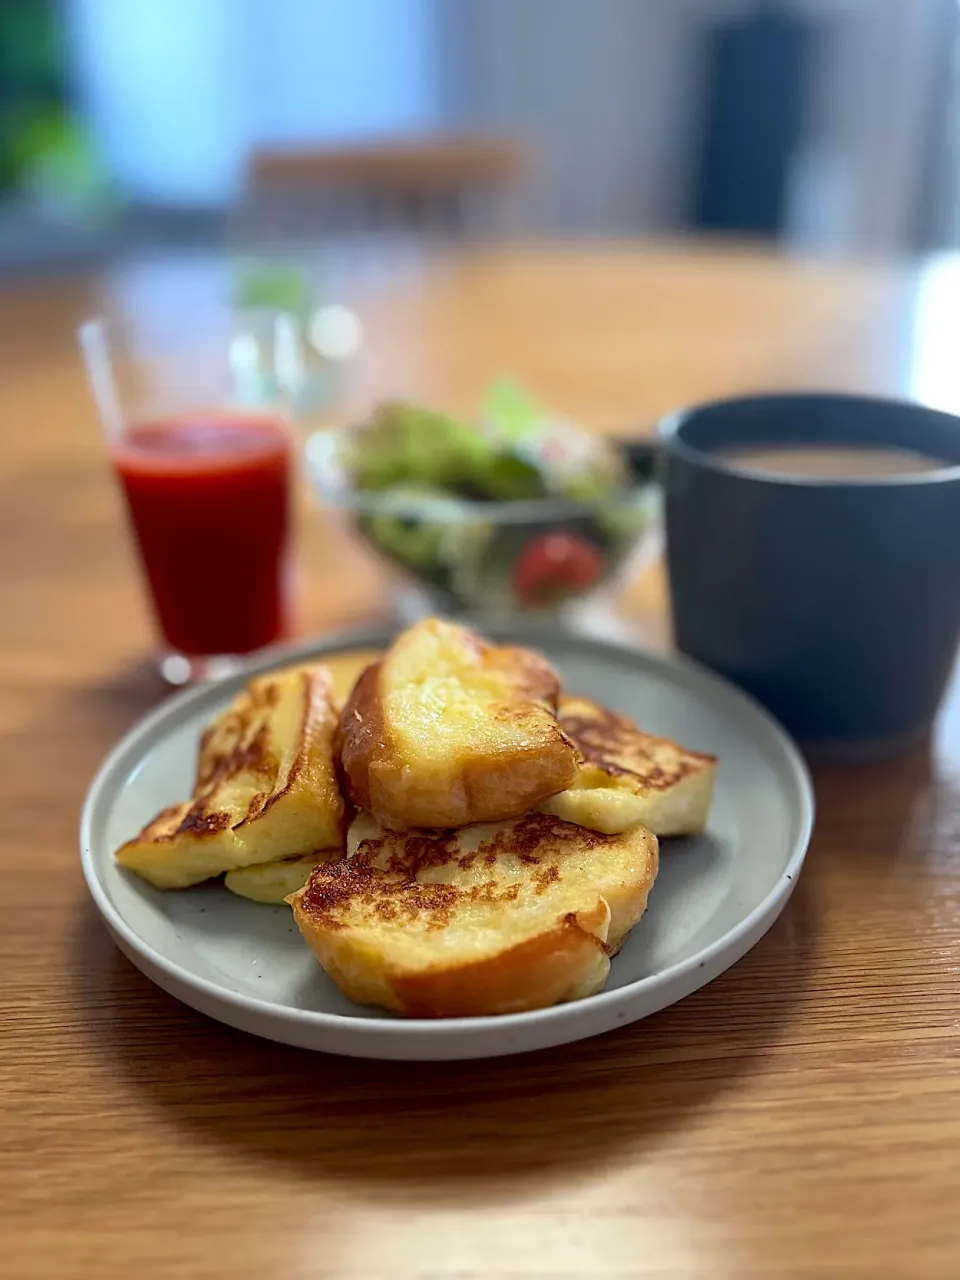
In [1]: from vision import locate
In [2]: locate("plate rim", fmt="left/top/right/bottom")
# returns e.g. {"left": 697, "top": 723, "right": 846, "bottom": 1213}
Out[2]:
{"left": 79, "top": 623, "right": 814, "bottom": 1051}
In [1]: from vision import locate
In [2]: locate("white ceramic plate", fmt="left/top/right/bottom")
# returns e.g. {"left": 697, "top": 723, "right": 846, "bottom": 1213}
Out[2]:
{"left": 80, "top": 625, "right": 813, "bottom": 1060}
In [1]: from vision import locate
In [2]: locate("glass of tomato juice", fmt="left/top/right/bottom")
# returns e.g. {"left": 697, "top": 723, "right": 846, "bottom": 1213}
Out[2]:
{"left": 79, "top": 310, "right": 302, "bottom": 684}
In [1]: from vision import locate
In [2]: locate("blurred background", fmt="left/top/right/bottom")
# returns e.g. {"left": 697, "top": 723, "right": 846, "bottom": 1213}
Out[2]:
{"left": 3, "top": 0, "right": 959, "bottom": 278}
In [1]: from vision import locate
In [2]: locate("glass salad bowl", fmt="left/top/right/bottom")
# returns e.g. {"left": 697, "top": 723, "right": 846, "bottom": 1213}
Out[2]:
{"left": 305, "top": 390, "right": 659, "bottom": 616}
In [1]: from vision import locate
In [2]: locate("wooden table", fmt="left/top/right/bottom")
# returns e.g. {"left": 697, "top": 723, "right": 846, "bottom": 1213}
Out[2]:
{"left": 2, "top": 243, "right": 958, "bottom": 1278}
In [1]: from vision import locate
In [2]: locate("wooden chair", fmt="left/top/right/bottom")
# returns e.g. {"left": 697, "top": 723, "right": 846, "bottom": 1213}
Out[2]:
{"left": 241, "top": 134, "right": 532, "bottom": 250}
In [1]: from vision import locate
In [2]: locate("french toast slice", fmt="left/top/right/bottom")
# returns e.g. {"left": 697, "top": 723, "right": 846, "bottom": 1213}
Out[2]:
{"left": 115, "top": 665, "right": 345, "bottom": 889}
{"left": 339, "top": 618, "right": 578, "bottom": 830}
{"left": 322, "top": 648, "right": 383, "bottom": 705}
{"left": 288, "top": 811, "right": 658, "bottom": 1017}
{"left": 219, "top": 648, "right": 382, "bottom": 904}
{"left": 224, "top": 851, "right": 340, "bottom": 905}
{"left": 539, "top": 695, "right": 716, "bottom": 836}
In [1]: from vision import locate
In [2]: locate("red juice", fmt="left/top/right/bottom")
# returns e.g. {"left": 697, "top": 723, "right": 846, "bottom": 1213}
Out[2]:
{"left": 111, "top": 414, "right": 292, "bottom": 656}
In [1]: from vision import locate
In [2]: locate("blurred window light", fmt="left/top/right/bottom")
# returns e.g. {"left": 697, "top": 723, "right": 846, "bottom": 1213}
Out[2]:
{"left": 246, "top": 0, "right": 440, "bottom": 145}
{"left": 65, "top": 0, "right": 440, "bottom": 208}
{"left": 907, "top": 257, "right": 960, "bottom": 414}
{"left": 66, "top": 0, "right": 246, "bottom": 205}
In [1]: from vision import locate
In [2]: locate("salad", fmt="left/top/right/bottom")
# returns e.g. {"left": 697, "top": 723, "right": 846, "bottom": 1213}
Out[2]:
{"left": 341, "top": 379, "right": 632, "bottom": 503}
{"left": 320, "top": 380, "right": 656, "bottom": 610}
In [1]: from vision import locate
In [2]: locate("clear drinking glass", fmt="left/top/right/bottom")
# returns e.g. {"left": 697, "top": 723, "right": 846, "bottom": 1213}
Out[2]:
{"left": 79, "top": 308, "right": 303, "bottom": 684}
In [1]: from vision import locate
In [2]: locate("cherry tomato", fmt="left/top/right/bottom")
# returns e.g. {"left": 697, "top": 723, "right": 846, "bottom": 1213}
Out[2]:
{"left": 513, "top": 532, "right": 605, "bottom": 606}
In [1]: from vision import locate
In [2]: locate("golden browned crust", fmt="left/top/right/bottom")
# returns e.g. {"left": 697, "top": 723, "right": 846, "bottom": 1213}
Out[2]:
{"left": 538, "top": 695, "right": 717, "bottom": 837}
{"left": 338, "top": 619, "right": 578, "bottom": 830}
{"left": 559, "top": 697, "right": 716, "bottom": 791}
{"left": 288, "top": 812, "right": 658, "bottom": 1017}
{"left": 484, "top": 641, "right": 566, "bottom": 705}
{"left": 115, "top": 664, "right": 346, "bottom": 889}
{"left": 338, "top": 661, "right": 385, "bottom": 815}
{"left": 355, "top": 907, "right": 610, "bottom": 1018}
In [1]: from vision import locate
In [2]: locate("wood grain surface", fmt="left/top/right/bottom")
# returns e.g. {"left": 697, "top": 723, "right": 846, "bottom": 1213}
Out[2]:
{"left": 2, "top": 243, "right": 958, "bottom": 1279}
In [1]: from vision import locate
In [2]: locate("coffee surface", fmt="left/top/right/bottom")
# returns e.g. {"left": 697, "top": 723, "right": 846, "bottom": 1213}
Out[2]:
{"left": 719, "top": 443, "right": 948, "bottom": 479}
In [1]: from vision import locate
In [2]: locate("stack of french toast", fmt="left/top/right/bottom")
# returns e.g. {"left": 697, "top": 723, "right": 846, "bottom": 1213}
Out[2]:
{"left": 116, "top": 618, "right": 715, "bottom": 1018}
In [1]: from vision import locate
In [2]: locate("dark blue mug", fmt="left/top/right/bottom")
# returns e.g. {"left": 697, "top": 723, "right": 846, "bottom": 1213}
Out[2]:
{"left": 659, "top": 393, "right": 960, "bottom": 758}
